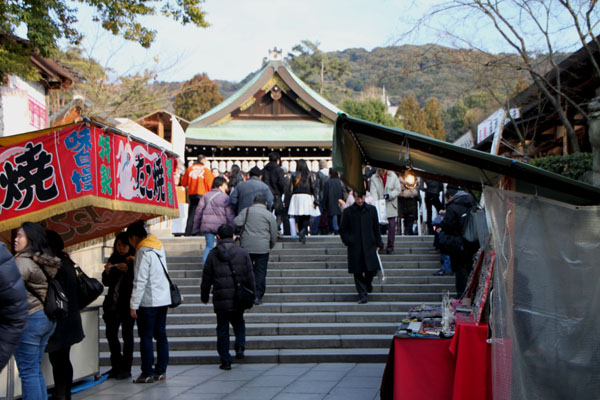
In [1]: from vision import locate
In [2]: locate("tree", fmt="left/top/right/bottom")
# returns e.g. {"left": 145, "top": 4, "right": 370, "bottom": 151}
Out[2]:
{"left": 340, "top": 98, "right": 403, "bottom": 128}
{"left": 174, "top": 73, "right": 224, "bottom": 121}
{"left": 287, "top": 40, "right": 350, "bottom": 103}
{"left": 0, "top": 0, "right": 209, "bottom": 83}
{"left": 397, "top": 96, "right": 431, "bottom": 136}
{"left": 415, "top": 0, "right": 600, "bottom": 153}
{"left": 424, "top": 98, "right": 446, "bottom": 141}
{"left": 49, "top": 46, "right": 172, "bottom": 120}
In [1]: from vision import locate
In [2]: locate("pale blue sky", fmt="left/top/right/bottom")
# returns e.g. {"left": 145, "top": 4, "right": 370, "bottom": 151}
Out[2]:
{"left": 67, "top": 0, "right": 587, "bottom": 83}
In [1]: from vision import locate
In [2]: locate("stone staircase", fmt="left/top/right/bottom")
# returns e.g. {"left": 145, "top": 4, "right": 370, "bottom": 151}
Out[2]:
{"left": 99, "top": 235, "right": 453, "bottom": 366}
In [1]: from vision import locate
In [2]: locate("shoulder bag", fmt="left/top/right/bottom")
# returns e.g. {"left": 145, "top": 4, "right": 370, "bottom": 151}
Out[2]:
{"left": 225, "top": 250, "right": 254, "bottom": 310}
{"left": 153, "top": 251, "right": 183, "bottom": 308}
{"left": 235, "top": 207, "right": 250, "bottom": 246}
{"left": 75, "top": 266, "right": 104, "bottom": 309}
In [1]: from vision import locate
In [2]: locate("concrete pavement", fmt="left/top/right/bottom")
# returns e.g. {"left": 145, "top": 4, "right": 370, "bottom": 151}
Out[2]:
{"left": 72, "top": 363, "right": 384, "bottom": 400}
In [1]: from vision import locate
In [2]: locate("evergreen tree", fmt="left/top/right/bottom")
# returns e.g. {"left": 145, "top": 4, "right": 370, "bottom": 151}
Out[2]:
{"left": 423, "top": 98, "right": 446, "bottom": 141}
{"left": 340, "top": 98, "right": 402, "bottom": 128}
{"left": 174, "top": 73, "right": 224, "bottom": 121}
{"left": 397, "top": 96, "right": 431, "bottom": 136}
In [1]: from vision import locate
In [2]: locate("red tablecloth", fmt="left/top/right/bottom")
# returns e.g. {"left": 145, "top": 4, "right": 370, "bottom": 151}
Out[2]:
{"left": 380, "top": 322, "right": 492, "bottom": 400}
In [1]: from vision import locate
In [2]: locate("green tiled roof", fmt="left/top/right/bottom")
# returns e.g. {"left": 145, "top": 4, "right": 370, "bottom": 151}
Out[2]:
{"left": 186, "top": 119, "right": 334, "bottom": 146}
{"left": 188, "top": 64, "right": 267, "bottom": 125}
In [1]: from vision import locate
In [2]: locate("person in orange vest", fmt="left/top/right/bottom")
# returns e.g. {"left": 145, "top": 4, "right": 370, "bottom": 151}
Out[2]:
{"left": 181, "top": 155, "right": 214, "bottom": 236}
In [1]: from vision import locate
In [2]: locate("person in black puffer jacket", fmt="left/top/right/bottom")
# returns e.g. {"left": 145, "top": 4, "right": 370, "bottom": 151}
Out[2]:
{"left": 439, "top": 187, "right": 479, "bottom": 297}
{"left": 0, "top": 242, "right": 28, "bottom": 371}
{"left": 201, "top": 225, "right": 255, "bottom": 371}
{"left": 46, "top": 230, "right": 84, "bottom": 400}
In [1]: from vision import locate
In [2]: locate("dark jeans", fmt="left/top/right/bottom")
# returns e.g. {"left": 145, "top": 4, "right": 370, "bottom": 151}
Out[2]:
{"left": 327, "top": 216, "right": 339, "bottom": 234}
{"left": 136, "top": 306, "right": 169, "bottom": 377}
{"left": 103, "top": 312, "right": 135, "bottom": 374}
{"left": 451, "top": 242, "right": 478, "bottom": 297}
{"left": 250, "top": 253, "right": 270, "bottom": 300}
{"left": 353, "top": 271, "right": 377, "bottom": 299}
{"left": 425, "top": 193, "right": 442, "bottom": 235}
{"left": 49, "top": 346, "right": 73, "bottom": 400}
{"left": 386, "top": 217, "right": 396, "bottom": 250}
{"left": 185, "top": 194, "right": 202, "bottom": 236}
{"left": 216, "top": 310, "right": 245, "bottom": 363}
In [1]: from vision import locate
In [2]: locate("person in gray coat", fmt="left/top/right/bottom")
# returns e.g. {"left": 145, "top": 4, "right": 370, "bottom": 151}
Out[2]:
{"left": 230, "top": 167, "right": 273, "bottom": 215}
{"left": 234, "top": 194, "right": 278, "bottom": 305}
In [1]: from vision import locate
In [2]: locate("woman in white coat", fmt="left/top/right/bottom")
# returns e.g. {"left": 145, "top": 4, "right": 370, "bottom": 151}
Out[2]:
{"left": 368, "top": 168, "right": 401, "bottom": 253}
{"left": 127, "top": 221, "right": 171, "bottom": 383}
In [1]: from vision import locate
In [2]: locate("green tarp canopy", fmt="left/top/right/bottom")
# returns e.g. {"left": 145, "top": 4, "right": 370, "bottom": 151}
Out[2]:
{"left": 332, "top": 113, "right": 600, "bottom": 206}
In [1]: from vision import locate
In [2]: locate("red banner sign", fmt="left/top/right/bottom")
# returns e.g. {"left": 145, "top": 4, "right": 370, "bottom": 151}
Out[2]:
{"left": 0, "top": 122, "right": 179, "bottom": 245}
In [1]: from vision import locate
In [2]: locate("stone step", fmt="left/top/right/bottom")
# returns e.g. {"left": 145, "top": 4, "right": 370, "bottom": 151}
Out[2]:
{"left": 172, "top": 283, "right": 452, "bottom": 295}
{"left": 136, "top": 292, "right": 444, "bottom": 304}
{"left": 100, "top": 334, "right": 394, "bottom": 352}
{"left": 102, "top": 301, "right": 437, "bottom": 316}
{"left": 169, "top": 275, "right": 453, "bottom": 287}
{"left": 101, "top": 321, "right": 400, "bottom": 337}
{"left": 100, "top": 347, "right": 389, "bottom": 365}
{"left": 166, "top": 260, "right": 441, "bottom": 270}
{"left": 165, "top": 253, "right": 439, "bottom": 263}
{"left": 100, "top": 311, "right": 404, "bottom": 327}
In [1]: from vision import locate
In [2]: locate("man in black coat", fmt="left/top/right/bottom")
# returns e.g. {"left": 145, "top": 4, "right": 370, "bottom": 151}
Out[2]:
{"left": 438, "top": 187, "right": 479, "bottom": 296}
{"left": 201, "top": 225, "right": 256, "bottom": 370}
{"left": 262, "top": 152, "right": 286, "bottom": 232}
{"left": 0, "top": 242, "right": 28, "bottom": 371}
{"left": 339, "top": 190, "right": 384, "bottom": 304}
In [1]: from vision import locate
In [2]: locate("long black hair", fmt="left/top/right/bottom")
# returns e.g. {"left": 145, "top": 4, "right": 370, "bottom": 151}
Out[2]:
{"left": 46, "top": 230, "right": 67, "bottom": 258}
{"left": 20, "top": 222, "right": 51, "bottom": 255}
{"left": 108, "top": 231, "right": 135, "bottom": 264}
{"left": 295, "top": 159, "right": 310, "bottom": 186}
{"left": 126, "top": 220, "right": 147, "bottom": 240}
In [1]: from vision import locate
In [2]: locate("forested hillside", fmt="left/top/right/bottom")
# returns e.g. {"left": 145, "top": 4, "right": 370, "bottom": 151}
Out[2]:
{"left": 53, "top": 43, "right": 547, "bottom": 140}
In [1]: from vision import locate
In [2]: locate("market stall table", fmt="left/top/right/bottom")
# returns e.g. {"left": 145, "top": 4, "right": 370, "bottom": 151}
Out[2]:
{"left": 380, "top": 322, "right": 492, "bottom": 400}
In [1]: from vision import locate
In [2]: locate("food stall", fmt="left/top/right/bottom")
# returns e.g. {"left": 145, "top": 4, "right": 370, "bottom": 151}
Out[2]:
{"left": 332, "top": 113, "right": 600, "bottom": 399}
{"left": 0, "top": 119, "right": 180, "bottom": 398}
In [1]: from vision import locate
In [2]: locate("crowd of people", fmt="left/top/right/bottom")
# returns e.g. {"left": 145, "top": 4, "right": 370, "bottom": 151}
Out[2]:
{"left": 0, "top": 219, "right": 175, "bottom": 398}
{"left": 0, "top": 156, "right": 479, "bottom": 395}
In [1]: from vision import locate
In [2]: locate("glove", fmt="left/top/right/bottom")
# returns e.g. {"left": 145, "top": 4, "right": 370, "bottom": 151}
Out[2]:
{"left": 383, "top": 194, "right": 389, "bottom": 200}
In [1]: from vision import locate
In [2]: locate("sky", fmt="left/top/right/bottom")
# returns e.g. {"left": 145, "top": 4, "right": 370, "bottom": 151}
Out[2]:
{"left": 68, "top": 0, "right": 586, "bottom": 83}
{"left": 70, "top": 0, "right": 447, "bottom": 82}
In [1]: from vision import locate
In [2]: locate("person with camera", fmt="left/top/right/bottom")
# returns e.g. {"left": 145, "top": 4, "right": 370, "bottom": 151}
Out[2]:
{"left": 201, "top": 225, "right": 256, "bottom": 371}
{"left": 102, "top": 232, "right": 136, "bottom": 380}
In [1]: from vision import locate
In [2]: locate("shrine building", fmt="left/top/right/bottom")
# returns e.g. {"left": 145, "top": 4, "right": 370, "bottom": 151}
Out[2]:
{"left": 185, "top": 48, "right": 341, "bottom": 173}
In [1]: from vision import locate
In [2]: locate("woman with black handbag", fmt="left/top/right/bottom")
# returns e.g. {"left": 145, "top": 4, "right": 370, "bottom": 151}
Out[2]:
{"left": 101, "top": 232, "right": 135, "bottom": 380}
{"left": 13, "top": 222, "right": 59, "bottom": 400}
{"left": 45, "top": 230, "right": 84, "bottom": 400}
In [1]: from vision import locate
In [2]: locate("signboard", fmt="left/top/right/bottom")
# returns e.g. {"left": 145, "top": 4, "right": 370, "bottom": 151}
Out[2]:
{"left": 477, "top": 108, "right": 506, "bottom": 144}
{"left": 453, "top": 131, "right": 474, "bottom": 149}
{"left": 0, "top": 122, "right": 179, "bottom": 245}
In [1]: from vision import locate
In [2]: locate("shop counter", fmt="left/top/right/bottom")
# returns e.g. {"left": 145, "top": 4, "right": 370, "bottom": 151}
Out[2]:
{"left": 381, "top": 322, "right": 492, "bottom": 400}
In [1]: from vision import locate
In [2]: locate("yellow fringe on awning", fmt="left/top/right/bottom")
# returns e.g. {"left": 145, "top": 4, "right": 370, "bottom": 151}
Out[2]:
{"left": 0, "top": 195, "right": 180, "bottom": 232}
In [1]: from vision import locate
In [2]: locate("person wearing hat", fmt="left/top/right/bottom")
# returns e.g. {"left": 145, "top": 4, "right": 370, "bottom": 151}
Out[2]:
{"left": 230, "top": 166, "right": 273, "bottom": 215}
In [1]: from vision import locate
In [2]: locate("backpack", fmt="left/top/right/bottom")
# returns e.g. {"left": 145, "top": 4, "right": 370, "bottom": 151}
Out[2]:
{"left": 25, "top": 258, "right": 69, "bottom": 320}
{"left": 462, "top": 205, "right": 487, "bottom": 244}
